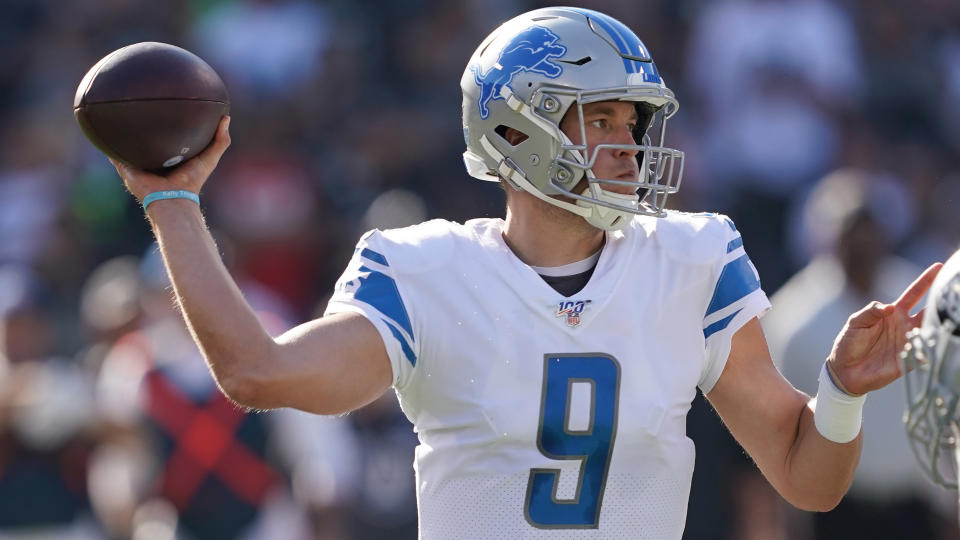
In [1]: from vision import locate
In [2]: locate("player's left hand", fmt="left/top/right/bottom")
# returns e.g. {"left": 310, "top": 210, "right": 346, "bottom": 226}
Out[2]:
{"left": 827, "top": 262, "right": 942, "bottom": 396}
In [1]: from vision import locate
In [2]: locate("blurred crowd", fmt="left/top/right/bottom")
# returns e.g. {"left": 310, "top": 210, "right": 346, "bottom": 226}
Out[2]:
{"left": 2, "top": 0, "right": 960, "bottom": 538}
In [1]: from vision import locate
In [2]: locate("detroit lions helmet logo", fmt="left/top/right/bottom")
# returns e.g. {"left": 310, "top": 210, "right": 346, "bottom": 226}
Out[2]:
{"left": 471, "top": 26, "right": 567, "bottom": 120}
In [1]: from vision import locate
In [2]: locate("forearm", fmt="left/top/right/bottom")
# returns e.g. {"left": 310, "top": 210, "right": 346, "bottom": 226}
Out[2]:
{"left": 707, "top": 319, "right": 862, "bottom": 512}
{"left": 718, "top": 384, "right": 860, "bottom": 512}
{"left": 146, "top": 199, "right": 274, "bottom": 403}
{"left": 781, "top": 400, "right": 861, "bottom": 511}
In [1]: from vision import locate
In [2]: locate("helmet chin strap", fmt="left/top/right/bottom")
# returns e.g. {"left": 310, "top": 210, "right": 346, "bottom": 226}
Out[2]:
{"left": 576, "top": 184, "right": 639, "bottom": 231}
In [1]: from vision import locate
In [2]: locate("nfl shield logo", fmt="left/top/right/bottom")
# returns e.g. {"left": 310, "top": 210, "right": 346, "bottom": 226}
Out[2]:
{"left": 555, "top": 300, "right": 591, "bottom": 327}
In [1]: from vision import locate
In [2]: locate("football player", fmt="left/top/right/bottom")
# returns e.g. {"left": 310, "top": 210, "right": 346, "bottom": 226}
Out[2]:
{"left": 110, "top": 7, "right": 941, "bottom": 538}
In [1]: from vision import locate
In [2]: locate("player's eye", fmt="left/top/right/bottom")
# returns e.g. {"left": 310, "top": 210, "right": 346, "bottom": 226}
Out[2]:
{"left": 589, "top": 118, "right": 608, "bottom": 129}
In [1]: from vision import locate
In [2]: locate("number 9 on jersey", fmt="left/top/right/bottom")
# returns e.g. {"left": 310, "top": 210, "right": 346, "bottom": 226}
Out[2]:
{"left": 525, "top": 354, "right": 621, "bottom": 528}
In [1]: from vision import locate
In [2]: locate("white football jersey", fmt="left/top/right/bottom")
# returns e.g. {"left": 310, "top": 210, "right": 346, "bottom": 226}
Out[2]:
{"left": 325, "top": 212, "right": 769, "bottom": 539}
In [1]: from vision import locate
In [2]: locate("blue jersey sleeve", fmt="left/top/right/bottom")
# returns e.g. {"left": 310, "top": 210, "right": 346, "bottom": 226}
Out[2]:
{"left": 325, "top": 230, "right": 418, "bottom": 389}
{"left": 699, "top": 216, "right": 771, "bottom": 393}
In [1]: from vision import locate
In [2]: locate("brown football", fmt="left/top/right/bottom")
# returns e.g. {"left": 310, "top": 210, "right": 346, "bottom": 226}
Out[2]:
{"left": 74, "top": 42, "right": 230, "bottom": 172}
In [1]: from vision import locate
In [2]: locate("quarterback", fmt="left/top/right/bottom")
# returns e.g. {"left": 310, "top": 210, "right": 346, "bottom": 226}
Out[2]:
{"left": 110, "top": 7, "right": 940, "bottom": 539}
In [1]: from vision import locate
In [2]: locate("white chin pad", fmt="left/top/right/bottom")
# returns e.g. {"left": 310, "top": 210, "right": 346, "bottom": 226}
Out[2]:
{"left": 576, "top": 187, "right": 639, "bottom": 231}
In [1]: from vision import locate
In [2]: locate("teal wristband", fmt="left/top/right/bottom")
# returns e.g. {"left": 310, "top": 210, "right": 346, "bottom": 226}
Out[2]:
{"left": 142, "top": 190, "right": 200, "bottom": 211}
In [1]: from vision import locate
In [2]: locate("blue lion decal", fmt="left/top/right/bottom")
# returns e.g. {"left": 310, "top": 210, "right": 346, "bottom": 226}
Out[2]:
{"left": 471, "top": 26, "right": 567, "bottom": 120}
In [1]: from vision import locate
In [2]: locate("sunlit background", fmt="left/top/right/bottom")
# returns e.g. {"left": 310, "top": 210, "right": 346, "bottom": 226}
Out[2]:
{"left": 2, "top": 0, "right": 960, "bottom": 538}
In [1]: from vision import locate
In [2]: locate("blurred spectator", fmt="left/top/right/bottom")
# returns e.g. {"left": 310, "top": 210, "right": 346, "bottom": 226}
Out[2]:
{"left": 763, "top": 168, "right": 956, "bottom": 539}
{"left": 685, "top": 0, "right": 863, "bottom": 290}
{"left": 0, "top": 116, "right": 65, "bottom": 267}
{"left": 785, "top": 168, "right": 916, "bottom": 267}
{"left": 191, "top": 0, "right": 331, "bottom": 103}
{"left": 206, "top": 151, "right": 327, "bottom": 317}
{"left": 88, "top": 249, "right": 358, "bottom": 540}
{"left": 342, "top": 394, "right": 418, "bottom": 539}
{"left": 687, "top": 0, "right": 863, "bottom": 184}
{"left": 0, "top": 269, "right": 102, "bottom": 539}
{"left": 688, "top": 0, "right": 863, "bottom": 117}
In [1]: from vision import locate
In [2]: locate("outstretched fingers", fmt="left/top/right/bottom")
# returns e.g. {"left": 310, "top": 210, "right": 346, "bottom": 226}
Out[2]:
{"left": 908, "top": 307, "right": 926, "bottom": 327}
{"left": 894, "top": 263, "right": 942, "bottom": 314}
{"left": 848, "top": 301, "right": 895, "bottom": 329}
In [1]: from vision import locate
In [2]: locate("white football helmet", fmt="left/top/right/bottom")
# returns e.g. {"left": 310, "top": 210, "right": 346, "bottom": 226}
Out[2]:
{"left": 460, "top": 7, "right": 684, "bottom": 231}
{"left": 902, "top": 250, "right": 960, "bottom": 488}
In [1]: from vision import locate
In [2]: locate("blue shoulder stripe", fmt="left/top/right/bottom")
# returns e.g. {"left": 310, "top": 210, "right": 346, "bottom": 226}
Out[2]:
{"left": 384, "top": 320, "right": 416, "bottom": 366}
{"left": 361, "top": 248, "right": 389, "bottom": 266}
{"left": 354, "top": 265, "right": 413, "bottom": 338}
{"left": 705, "top": 255, "right": 760, "bottom": 317}
{"left": 704, "top": 309, "right": 742, "bottom": 340}
{"left": 726, "top": 237, "right": 743, "bottom": 253}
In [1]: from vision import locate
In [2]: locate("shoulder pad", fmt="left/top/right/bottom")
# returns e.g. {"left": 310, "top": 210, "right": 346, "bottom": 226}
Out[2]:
{"left": 648, "top": 211, "right": 736, "bottom": 265}
{"left": 363, "top": 219, "right": 462, "bottom": 274}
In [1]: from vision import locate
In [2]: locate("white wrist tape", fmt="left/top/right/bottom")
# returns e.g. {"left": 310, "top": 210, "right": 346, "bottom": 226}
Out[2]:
{"left": 813, "top": 363, "right": 866, "bottom": 444}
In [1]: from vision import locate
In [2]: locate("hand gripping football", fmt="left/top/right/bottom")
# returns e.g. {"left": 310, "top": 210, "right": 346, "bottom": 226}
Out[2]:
{"left": 74, "top": 42, "right": 230, "bottom": 172}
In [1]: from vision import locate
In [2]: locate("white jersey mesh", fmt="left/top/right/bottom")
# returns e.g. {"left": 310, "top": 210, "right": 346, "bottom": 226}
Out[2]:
{"left": 326, "top": 213, "right": 770, "bottom": 538}
{"left": 419, "top": 470, "right": 692, "bottom": 539}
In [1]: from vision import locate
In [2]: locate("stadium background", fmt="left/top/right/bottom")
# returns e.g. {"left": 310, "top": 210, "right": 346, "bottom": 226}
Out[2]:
{"left": 2, "top": 0, "right": 960, "bottom": 538}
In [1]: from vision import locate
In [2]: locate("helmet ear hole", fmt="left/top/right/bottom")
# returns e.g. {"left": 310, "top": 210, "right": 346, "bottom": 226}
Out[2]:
{"left": 496, "top": 125, "right": 529, "bottom": 146}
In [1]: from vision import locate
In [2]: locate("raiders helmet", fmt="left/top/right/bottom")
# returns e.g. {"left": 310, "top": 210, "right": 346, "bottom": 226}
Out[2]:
{"left": 902, "top": 250, "right": 960, "bottom": 488}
